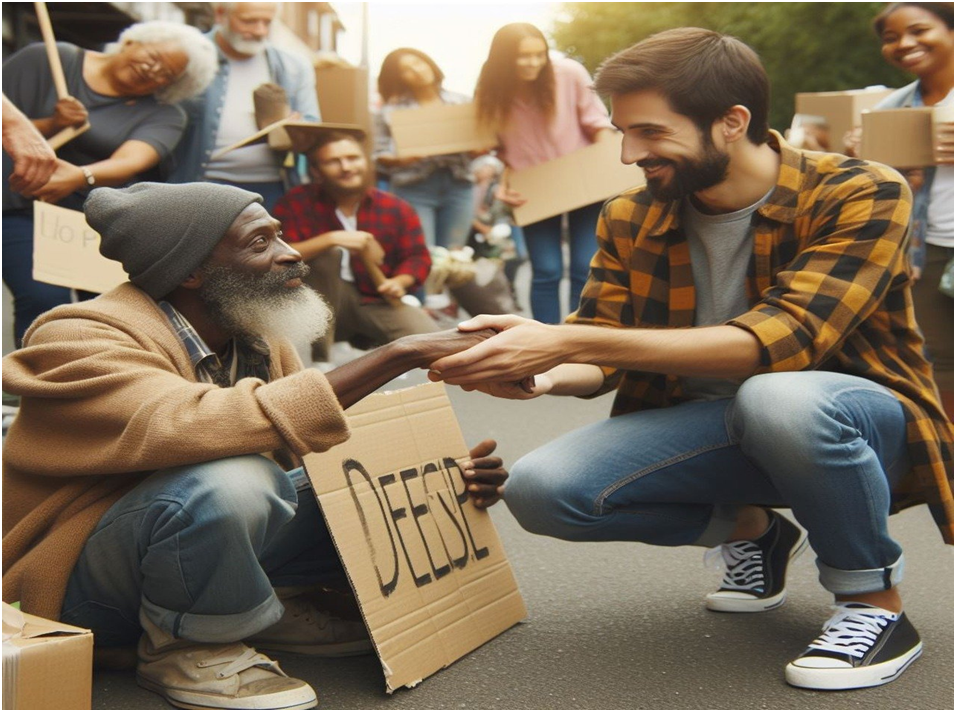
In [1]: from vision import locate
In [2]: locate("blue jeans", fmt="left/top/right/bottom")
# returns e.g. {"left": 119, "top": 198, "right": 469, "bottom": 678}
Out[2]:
{"left": 3, "top": 211, "right": 73, "bottom": 345}
{"left": 522, "top": 201, "right": 602, "bottom": 324}
{"left": 506, "top": 372, "right": 910, "bottom": 595}
{"left": 392, "top": 169, "right": 474, "bottom": 249}
{"left": 60, "top": 455, "right": 346, "bottom": 646}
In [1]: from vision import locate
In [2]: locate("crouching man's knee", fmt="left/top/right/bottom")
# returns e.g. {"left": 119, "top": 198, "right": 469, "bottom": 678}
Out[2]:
{"left": 505, "top": 451, "right": 597, "bottom": 540}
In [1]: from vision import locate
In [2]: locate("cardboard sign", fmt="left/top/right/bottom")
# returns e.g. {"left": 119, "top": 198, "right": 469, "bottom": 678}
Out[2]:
{"left": 794, "top": 88, "right": 894, "bottom": 150}
{"left": 315, "top": 65, "right": 372, "bottom": 151}
{"left": 389, "top": 103, "right": 497, "bottom": 158}
{"left": 33, "top": 202, "right": 127, "bottom": 294}
{"left": 2, "top": 602, "right": 93, "bottom": 710}
{"left": 301, "top": 383, "right": 526, "bottom": 693}
{"left": 861, "top": 104, "right": 953, "bottom": 168}
{"left": 210, "top": 119, "right": 365, "bottom": 159}
{"left": 510, "top": 138, "right": 644, "bottom": 226}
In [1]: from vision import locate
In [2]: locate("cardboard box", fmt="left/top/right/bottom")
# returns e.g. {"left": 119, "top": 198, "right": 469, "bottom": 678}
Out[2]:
{"left": 2, "top": 602, "right": 93, "bottom": 710}
{"left": 389, "top": 103, "right": 496, "bottom": 158}
{"left": 861, "top": 104, "right": 953, "bottom": 167}
{"left": 210, "top": 119, "right": 367, "bottom": 160}
{"left": 794, "top": 88, "right": 895, "bottom": 149}
{"left": 510, "top": 138, "right": 644, "bottom": 226}
{"left": 33, "top": 202, "right": 127, "bottom": 294}
{"left": 302, "top": 382, "right": 526, "bottom": 693}
{"left": 315, "top": 65, "right": 372, "bottom": 140}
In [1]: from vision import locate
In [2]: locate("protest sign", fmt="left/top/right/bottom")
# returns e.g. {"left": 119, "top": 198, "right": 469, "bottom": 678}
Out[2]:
{"left": 389, "top": 103, "right": 496, "bottom": 158}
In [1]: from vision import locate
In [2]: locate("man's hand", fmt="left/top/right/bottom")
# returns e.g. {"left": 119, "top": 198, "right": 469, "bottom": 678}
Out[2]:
{"left": 377, "top": 276, "right": 407, "bottom": 299}
{"left": 458, "top": 372, "right": 553, "bottom": 400}
{"left": 427, "top": 314, "right": 561, "bottom": 386}
{"left": 29, "top": 160, "right": 84, "bottom": 203}
{"left": 3, "top": 101, "right": 57, "bottom": 194}
{"left": 457, "top": 439, "right": 508, "bottom": 508}
{"left": 52, "top": 97, "right": 88, "bottom": 131}
{"left": 328, "top": 230, "right": 380, "bottom": 255}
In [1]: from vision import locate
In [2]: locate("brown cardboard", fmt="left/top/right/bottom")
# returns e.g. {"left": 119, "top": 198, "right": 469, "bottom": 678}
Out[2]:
{"left": 2, "top": 603, "right": 93, "bottom": 710}
{"left": 861, "top": 107, "right": 935, "bottom": 167}
{"left": 510, "top": 138, "right": 644, "bottom": 227}
{"left": 301, "top": 382, "right": 526, "bottom": 693}
{"left": 210, "top": 119, "right": 365, "bottom": 159}
{"left": 315, "top": 65, "right": 372, "bottom": 138}
{"left": 794, "top": 88, "right": 895, "bottom": 150}
{"left": 32, "top": 202, "right": 127, "bottom": 293}
{"left": 389, "top": 103, "right": 496, "bottom": 158}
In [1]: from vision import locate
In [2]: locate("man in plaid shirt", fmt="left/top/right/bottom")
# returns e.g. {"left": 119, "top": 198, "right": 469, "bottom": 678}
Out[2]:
{"left": 430, "top": 29, "right": 953, "bottom": 691}
{"left": 273, "top": 131, "right": 437, "bottom": 361}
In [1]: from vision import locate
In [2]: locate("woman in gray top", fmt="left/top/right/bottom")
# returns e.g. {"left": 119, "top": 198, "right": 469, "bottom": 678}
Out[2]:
{"left": 2, "top": 20, "right": 216, "bottom": 345}
{"left": 373, "top": 48, "right": 475, "bottom": 250}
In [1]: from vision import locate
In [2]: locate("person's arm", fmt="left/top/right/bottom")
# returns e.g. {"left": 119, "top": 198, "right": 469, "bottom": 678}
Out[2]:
{"left": 29, "top": 140, "right": 163, "bottom": 202}
{"left": 566, "top": 58, "right": 614, "bottom": 141}
{"left": 379, "top": 200, "right": 432, "bottom": 290}
{"left": 2, "top": 94, "right": 57, "bottom": 194}
{"left": 287, "top": 52, "right": 320, "bottom": 121}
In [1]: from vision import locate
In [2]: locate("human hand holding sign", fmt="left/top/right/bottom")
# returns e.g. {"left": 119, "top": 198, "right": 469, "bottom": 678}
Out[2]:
{"left": 458, "top": 439, "right": 508, "bottom": 508}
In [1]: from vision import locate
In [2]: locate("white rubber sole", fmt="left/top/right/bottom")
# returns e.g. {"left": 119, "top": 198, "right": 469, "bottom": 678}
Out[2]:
{"left": 137, "top": 673, "right": 318, "bottom": 710}
{"left": 249, "top": 637, "right": 374, "bottom": 657}
{"left": 705, "top": 530, "right": 809, "bottom": 613}
{"left": 785, "top": 642, "right": 922, "bottom": 690}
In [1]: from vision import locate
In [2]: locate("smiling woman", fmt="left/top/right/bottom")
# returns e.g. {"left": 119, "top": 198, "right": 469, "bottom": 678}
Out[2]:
{"left": 1, "top": 20, "right": 217, "bottom": 346}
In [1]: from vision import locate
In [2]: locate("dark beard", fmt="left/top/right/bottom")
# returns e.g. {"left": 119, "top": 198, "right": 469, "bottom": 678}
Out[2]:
{"left": 198, "top": 262, "right": 329, "bottom": 346}
{"left": 640, "top": 136, "right": 730, "bottom": 202}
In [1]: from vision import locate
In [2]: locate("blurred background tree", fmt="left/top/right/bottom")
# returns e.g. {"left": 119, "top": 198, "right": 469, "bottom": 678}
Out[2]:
{"left": 553, "top": 2, "right": 911, "bottom": 131}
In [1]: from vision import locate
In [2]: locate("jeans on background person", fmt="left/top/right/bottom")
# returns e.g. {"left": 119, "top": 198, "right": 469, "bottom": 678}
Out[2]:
{"left": 506, "top": 371, "right": 911, "bottom": 595}
{"left": 60, "top": 455, "right": 347, "bottom": 647}
{"left": 392, "top": 168, "right": 474, "bottom": 249}
{"left": 522, "top": 201, "right": 602, "bottom": 324}
{"left": 3, "top": 211, "right": 73, "bottom": 346}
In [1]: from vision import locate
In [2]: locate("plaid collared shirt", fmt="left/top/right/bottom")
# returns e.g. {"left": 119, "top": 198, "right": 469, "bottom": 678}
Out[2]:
{"left": 272, "top": 185, "right": 431, "bottom": 303}
{"left": 158, "top": 301, "right": 271, "bottom": 387}
{"left": 567, "top": 131, "right": 954, "bottom": 543}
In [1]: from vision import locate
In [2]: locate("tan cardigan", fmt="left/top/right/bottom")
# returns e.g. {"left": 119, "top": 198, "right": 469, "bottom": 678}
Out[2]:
{"left": 2, "top": 284, "right": 351, "bottom": 620}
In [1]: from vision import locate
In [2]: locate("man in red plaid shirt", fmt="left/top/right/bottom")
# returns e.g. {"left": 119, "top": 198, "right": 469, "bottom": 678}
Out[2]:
{"left": 273, "top": 130, "right": 437, "bottom": 361}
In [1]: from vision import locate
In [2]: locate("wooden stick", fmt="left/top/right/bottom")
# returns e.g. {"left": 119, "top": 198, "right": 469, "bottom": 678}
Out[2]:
{"left": 34, "top": 1, "right": 89, "bottom": 150}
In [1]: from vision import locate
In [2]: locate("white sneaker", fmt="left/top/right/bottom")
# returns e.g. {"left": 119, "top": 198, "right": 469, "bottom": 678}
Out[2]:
{"left": 247, "top": 594, "right": 373, "bottom": 657}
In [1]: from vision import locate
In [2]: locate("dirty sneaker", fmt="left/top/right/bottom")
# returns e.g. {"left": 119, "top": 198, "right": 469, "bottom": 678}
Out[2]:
{"left": 785, "top": 603, "right": 922, "bottom": 690}
{"left": 247, "top": 593, "right": 373, "bottom": 657}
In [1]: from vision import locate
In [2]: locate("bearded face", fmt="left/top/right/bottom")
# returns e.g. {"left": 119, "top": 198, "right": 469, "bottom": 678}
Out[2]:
{"left": 638, "top": 130, "right": 731, "bottom": 202}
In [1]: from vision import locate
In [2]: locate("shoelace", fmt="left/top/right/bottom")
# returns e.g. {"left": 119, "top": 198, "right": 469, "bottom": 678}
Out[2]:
{"left": 806, "top": 605, "right": 895, "bottom": 659}
{"left": 203, "top": 646, "right": 281, "bottom": 679}
{"left": 703, "top": 540, "right": 766, "bottom": 593}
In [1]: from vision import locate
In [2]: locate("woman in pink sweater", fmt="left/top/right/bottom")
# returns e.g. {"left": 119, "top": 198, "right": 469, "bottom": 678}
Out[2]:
{"left": 475, "top": 23, "right": 614, "bottom": 323}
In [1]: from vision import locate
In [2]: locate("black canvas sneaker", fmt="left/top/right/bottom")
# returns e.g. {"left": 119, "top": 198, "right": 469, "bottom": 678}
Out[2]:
{"left": 705, "top": 510, "right": 808, "bottom": 612}
{"left": 786, "top": 603, "right": 922, "bottom": 690}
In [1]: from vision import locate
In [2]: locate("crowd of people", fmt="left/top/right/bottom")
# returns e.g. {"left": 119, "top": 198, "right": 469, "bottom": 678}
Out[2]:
{"left": 1, "top": 2, "right": 953, "bottom": 711}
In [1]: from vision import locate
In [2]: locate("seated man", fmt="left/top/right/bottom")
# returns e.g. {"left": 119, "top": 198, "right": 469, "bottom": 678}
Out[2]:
{"left": 272, "top": 130, "right": 438, "bottom": 363}
{"left": 1, "top": 182, "right": 507, "bottom": 711}
{"left": 430, "top": 29, "right": 953, "bottom": 691}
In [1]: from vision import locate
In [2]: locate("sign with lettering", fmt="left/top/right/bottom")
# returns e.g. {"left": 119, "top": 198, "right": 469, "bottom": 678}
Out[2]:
{"left": 302, "top": 383, "right": 526, "bottom": 692}
{"left": 33, "top": 202, "right": 127, "bottom": 293}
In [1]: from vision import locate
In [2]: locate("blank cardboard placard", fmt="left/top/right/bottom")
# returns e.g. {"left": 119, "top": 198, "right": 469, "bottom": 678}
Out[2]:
{"left": 510, "top": 138, "right": 644, "bottom": 226}
{"left": 302, "top": 382, "right": 526, "bottom": 693}
{"left": 861, "top": 107, "right": 935, "bottom": 167}
{"left": 389, "top": 103, "right": 496, "bottom": 158}
{"left": 794, "top": 88, "right": 894, "bottom": 149}
{"left": 33, "top": 201, "right": 127, "bottom": 294}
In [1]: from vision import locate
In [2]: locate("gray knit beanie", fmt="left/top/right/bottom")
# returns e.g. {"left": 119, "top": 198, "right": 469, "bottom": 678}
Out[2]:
{"left": 85, "top": 182, "right": 263, "bottom": 299}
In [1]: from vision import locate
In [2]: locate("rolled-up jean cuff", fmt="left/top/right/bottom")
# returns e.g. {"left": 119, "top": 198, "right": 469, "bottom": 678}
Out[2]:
{"left": 816, "top": 555, "right": 905, "bottom": 595}
{"left": 692, "top": 503, "right": 739, "bottom": 547}
{"left": 141, "top": 592, "right": 284, "bottom": 644}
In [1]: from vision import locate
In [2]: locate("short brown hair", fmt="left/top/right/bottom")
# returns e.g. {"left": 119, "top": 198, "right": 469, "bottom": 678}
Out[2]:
{"left": 594, "top": 28, "right": 770, "bottom": 145}
{"left": 306, "top": 130, "right": 365, "bottom": 162}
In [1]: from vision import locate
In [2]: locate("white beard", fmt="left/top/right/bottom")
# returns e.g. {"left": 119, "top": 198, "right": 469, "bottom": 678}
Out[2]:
{"left": 243, "top": 286, "right": 332, "bottom": 354}
{"left": 219, "top": 27, "right": 268, "bottom": 57}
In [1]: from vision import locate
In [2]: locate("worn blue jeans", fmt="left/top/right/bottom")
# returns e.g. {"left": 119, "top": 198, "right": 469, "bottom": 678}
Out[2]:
{"left": 60, "top": 455, "right": 346, "bottom": 646}
{"left": 506, "top": 372, "right": 911, "bottom": 595}
{"left": 522, "top": 201, "right": 602, "bottom": 324}
{"left": 392, "top": 168, "right": 474, "bottom": 249}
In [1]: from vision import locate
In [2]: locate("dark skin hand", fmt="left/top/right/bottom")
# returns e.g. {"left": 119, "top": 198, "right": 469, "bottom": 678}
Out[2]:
{"left": 458, "top": 439, "right": 508, "bottom": 508}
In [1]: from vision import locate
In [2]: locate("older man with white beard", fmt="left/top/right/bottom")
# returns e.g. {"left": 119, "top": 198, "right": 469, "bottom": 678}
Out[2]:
{"left": 170, "top": 2, "right": 319, "bottom": 209}
{"left": 1, "top": 182, "right": 506, "bottom": 711}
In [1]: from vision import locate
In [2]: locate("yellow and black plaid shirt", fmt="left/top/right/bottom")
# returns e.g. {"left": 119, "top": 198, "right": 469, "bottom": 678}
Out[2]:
{"left": 568, "top": 131, "right": 954, "bottom": 543}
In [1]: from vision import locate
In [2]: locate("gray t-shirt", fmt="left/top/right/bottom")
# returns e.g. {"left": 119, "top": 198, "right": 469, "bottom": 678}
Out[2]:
{"left": 2, "top": 42, "right": 187, "bottom": 212}
{"left": 681, "top": 188, "right": 773, "bottom": 400}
